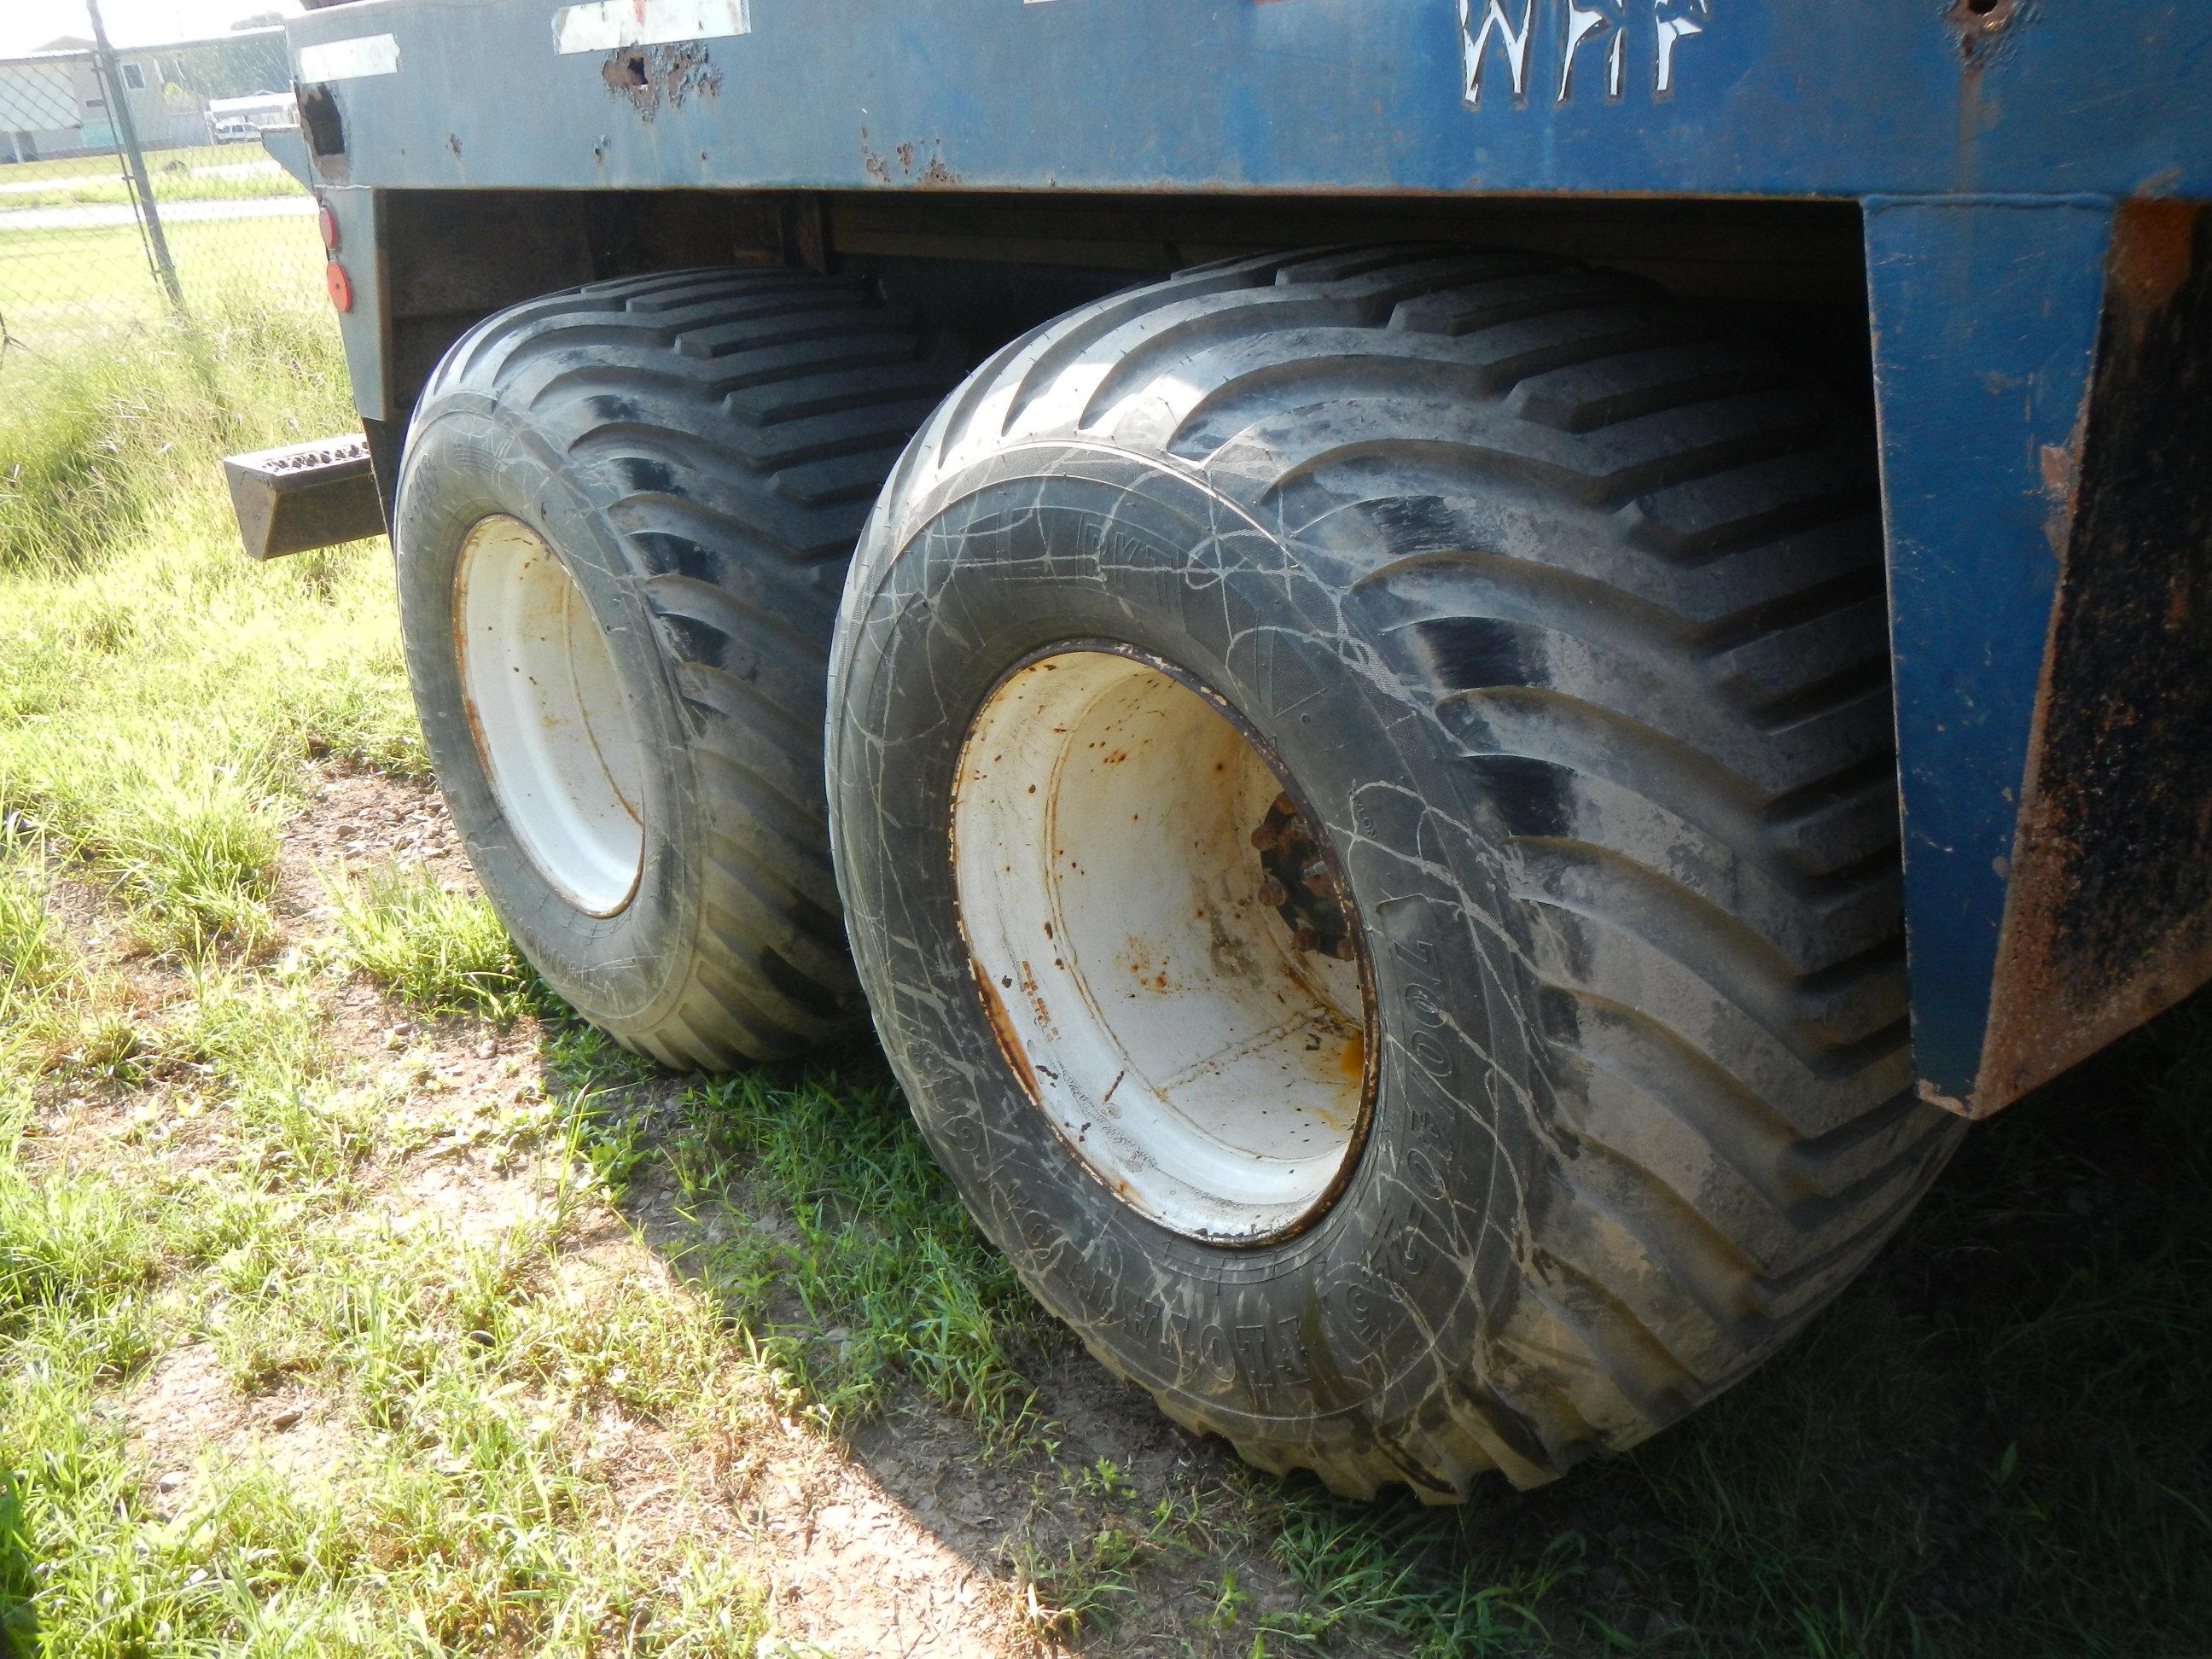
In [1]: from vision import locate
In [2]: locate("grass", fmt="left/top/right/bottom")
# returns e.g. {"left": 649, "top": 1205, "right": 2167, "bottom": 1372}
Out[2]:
{"left": 0, "top": 143, "right": 305, "bottom": 212}
{"left": 668, "top": 1063, "right": 1041, "bottom": 1434}
{"left": 0, "top": 271, "right": 2206, "bottom": 1656}
{"left": 0, "top": 211, "right": 323, "bottom": 360}
{"left": 326, "top": 864, "right": 532, "bottom": 1021}
{"left": 0, "top": 874, "right": 784, "bottom": 1650}
{"left": 0, "top": 1082, "right": 781, "bottom": 1652}
{"left": 0, "top": 295, "right": 419, "bottom": 969}
{"left": 2, "top": 144, "right": 270, "bottom": 186}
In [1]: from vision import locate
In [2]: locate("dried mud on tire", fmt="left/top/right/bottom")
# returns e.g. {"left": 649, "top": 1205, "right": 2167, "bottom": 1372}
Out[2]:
{"left": 828, "top": 246, "right": 1965, "bottom": 1499}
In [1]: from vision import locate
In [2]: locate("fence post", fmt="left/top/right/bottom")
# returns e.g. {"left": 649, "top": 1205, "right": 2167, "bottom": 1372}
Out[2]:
{"left": 86, "top": 0, "right": 183, "bottom": 311}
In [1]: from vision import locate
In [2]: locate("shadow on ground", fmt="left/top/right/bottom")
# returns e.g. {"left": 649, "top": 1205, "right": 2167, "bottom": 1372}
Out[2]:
{"left": 550, "top": 978, "right": 2212, "bottom": 1658}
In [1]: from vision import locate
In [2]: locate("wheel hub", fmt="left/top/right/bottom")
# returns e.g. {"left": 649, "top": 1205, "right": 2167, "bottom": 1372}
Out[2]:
{"left": 453, "top": 515, "right": 646, "bottom": 917}
{"left": 950, "top": 645, "right": 1375, "bottom": 1244}
{"left": 1253, "top": 792, "right": 1357, "bottom": 964}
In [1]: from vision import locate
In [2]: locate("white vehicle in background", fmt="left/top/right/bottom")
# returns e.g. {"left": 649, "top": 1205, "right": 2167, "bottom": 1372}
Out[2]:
{"left": 208, "top": 91, "right": 294, "bottom": 146}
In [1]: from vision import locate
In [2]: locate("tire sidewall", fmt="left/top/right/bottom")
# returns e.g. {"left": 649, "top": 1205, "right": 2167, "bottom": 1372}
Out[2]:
{"left": 393, "top": 399, "right": 704, "bottom": 1033}
{"left": 831, "top": 445, "right": 1550, "bottom": 1448}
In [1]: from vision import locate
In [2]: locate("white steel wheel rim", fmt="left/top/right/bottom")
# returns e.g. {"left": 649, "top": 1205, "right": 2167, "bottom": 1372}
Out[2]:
{"left": 454, "top": 515, "right": 646, "bottom": 916}
{"left": 952, "top": 647, "right": 1374, "bottom": 1245}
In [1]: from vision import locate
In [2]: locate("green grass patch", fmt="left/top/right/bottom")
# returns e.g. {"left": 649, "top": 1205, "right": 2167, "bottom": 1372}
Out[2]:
{"left": 0, "top": 901, "right": 777, "bottom": 1652}
{"left": 656, "top": 1059, "right": 1042, "bottom": 1437}
{"left": 0, "top": 145, "right": 304, "bottom": 212}
{"left": 0, "top": 288, "right": 422, "bottom": 965}
{"left": 327, "top": 863, "right": 533, "bottom": 1020}
{"left": 0, "top": 284, "right": 340, "bottom": 573}
{"left": 0, "top": 1158, "right": 777, "bottom": 1654}
{"left": 0, "top": 211, "right": 324, "bottom": 358}
{"left": 538, "top": 1015, "right": 1050, "bottom": 1442}
{"left": 0, "top": 846, "right": 67, "bottom": 1010}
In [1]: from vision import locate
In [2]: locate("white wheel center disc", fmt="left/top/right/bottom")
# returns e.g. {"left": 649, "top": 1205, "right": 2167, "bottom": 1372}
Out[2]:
{"left": 455, "top": 515, "right": 646, "bottom": 916}
{"left": 952, "top": 648, "right": 1373, "bottom": 1244}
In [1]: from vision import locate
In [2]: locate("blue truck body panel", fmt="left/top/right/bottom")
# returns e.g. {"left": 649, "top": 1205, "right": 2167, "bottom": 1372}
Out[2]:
{"left": 1862, "top": 196, "right": 2118, "bottom": 1106}
{"left": 286, "top": 0, "right": 2212, "bottom": 201}
{"left": 280, "top": 0, "right": 2212, "bottom": 1113}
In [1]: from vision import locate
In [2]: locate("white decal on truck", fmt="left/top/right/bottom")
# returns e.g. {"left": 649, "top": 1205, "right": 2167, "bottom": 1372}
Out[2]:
{"left": 295, "top": 33, "right": 400, "bottom": 82}
{"left": 1654, "top": 2, "right": 1707, "bottom": 94}
{"left": 1461, "top": 0, "right": 1535, "bottom": 106}
{"left": 1462, "top": 0, "right": 1709, "bottom": 108}
{"left": 554, "top": 0, "right": 752, "bottom": 55}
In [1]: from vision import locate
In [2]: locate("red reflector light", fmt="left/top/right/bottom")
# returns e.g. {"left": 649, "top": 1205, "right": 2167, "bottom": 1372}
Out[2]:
{"left": 317, "top": 201, "right": 339, "bottom": 252}
{"left": 325, "top": 259, "right": 353, "bottom": 313}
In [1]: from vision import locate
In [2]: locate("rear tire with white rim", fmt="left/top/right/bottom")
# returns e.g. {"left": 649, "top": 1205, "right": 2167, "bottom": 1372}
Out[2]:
{"left": 394, "top": 267, "right": 958, "bottom": 1068}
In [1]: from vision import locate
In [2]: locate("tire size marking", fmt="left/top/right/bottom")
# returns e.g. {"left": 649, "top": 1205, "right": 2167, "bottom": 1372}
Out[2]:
{"left": 1384, "top": 925, "right": 1458, "bottom": 1086}
{"left": 1167, "top": 1299, "right": 1239, "bottom": 1390}
{"left": 1459, "top": 0, "right": 1710, "bottom": 108}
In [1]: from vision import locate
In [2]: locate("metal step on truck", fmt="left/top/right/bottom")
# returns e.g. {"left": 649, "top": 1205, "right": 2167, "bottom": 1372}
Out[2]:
{"left": 223, "top": 0, "right": 2212, "bottom": 1501}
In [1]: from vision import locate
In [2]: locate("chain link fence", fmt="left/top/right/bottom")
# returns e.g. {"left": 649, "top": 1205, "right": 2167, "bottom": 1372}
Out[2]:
{"left": 0, "top": 26, "right": 324, "bottom": 371}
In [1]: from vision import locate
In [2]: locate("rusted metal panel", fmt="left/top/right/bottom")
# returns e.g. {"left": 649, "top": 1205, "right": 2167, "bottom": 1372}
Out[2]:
{"left": 1864, "top": 195, "right": 2117, "bottom": 1115}
{"left": 223, "top": 434, "right": 386, "bottom": 560}
{"left": 1972, "top": 201, "right": 2212, "bottom": 1114}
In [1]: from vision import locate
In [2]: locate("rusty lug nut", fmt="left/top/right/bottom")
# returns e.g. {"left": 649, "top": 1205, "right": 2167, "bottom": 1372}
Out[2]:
{"left": 1333, "top": 936, "right": 1357, "bottom": 963}
{"left": 1259, "top": 876, "right": 1289, "bottom": 908}
{"left": 1250, "top": 822, "right": 1279, "bottom": 851}
{"left": 1291, "top": 924, "right": 1321, "bottom": 953}
{"left": 1272, "top": 792, "right": 1295, "bottom": 818}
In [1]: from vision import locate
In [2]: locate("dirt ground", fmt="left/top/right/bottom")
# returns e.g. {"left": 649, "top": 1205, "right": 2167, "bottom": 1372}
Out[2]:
{"left": 31, "top": 758, "right": 2205, "bottom": 1657}
{"left": 38, "top": 763, "right": 1326, "bottom": 1659}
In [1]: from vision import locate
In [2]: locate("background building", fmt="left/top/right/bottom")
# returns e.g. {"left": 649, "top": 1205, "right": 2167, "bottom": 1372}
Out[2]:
{"left": 0, "top": 28, "right": 286, "bottom": 161}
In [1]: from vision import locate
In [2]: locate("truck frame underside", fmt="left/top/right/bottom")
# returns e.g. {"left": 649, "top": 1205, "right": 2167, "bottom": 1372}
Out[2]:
{"left": 276, "top": 0, "right": 2212, "bottom": 1115}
